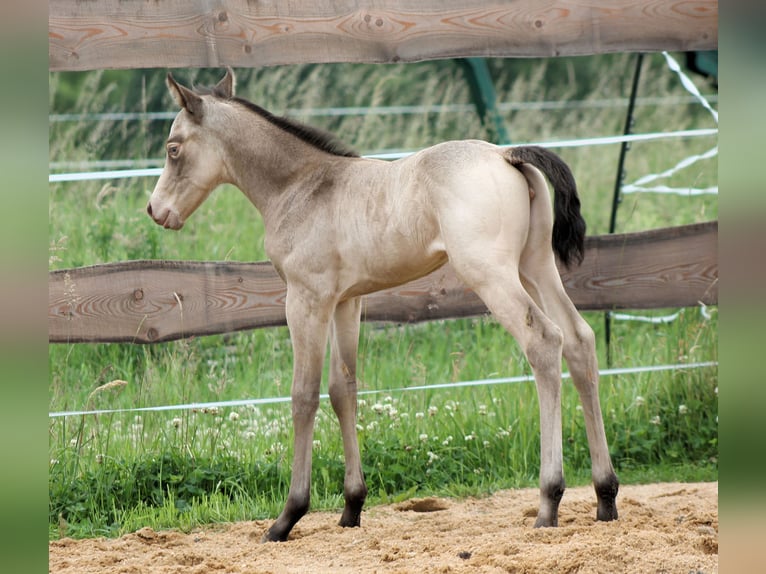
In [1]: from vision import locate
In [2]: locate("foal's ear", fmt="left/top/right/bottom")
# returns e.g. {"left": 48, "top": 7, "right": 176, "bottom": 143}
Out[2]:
{"left": 166, "top": 73, "right": 204, "bottom": 120}
{"left": 215, "top": 66, "right": 236, "bottom": 99}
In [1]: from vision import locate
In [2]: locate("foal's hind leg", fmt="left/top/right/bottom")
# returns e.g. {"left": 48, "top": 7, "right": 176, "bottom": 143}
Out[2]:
{"left": 472, "top": 271, "right": 566, "bottom": 526}
{"left": 520, "top": 257, "right": 619, "bottom": 522}
{"left": 328, "top": 297, "right": 367, "bottom": 527}
{"left": 450, "top": 255, "right": 567, "bottom": 527}
{"left": 517, "top": 161, "right": 618, "bottom": 521}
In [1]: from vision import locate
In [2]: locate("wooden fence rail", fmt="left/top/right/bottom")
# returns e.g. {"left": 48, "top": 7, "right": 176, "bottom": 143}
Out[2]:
{"left": 49, "top": 0, "right": 718, "bottom": 72}
{"left": 49, "top": 221, "right": 717, "bottom": 344}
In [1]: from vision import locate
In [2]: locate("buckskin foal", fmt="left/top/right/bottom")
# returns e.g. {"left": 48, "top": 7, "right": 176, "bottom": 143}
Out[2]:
{"left": 147, "top": 68, "right": 619, "bottom": 542}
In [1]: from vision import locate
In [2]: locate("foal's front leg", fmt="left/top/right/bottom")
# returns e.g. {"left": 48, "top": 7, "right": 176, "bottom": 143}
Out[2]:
{"left": 329, "top": 298, "right": 367, "bottom": 527}
{"left": 262, "top": 288, "right": 333, "bottom": 543}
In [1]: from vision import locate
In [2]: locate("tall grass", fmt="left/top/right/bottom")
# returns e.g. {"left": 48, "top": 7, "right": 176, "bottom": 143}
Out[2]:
{"left": 48, "top": 54, "right": 718, "bottom": 539}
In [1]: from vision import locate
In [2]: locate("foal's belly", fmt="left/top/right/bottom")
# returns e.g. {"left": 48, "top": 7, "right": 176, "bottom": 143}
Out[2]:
{"left": 338, "top": 242, "right": 448, "bottom": 300}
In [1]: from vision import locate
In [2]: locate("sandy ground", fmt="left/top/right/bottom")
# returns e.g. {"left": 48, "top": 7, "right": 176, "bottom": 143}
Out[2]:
{"left": 49, "top": 482, "right": 717, "bottom": 573}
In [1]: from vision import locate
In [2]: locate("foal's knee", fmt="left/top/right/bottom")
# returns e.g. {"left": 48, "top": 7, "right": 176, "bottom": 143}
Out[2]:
{"left": 291, "top": 392, "right": 319, "bottom": 420}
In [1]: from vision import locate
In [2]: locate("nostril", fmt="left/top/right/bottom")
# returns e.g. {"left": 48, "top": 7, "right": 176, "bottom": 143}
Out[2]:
{"left": 146, "top": 203, "right": 153, "bottom": 217}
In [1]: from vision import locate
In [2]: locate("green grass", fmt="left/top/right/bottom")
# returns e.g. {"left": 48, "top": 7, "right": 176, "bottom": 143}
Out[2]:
{"left": 48, "top": 53, "right": 718, "bottom": 539}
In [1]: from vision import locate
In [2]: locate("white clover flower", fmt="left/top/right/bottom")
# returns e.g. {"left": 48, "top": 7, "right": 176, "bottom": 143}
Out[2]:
{"left": 478, "top": 404, "right": 487, "bottom": 416}
{"left": 372, "top": 403, "right": 384, "bottom": 414}
{"left": 650, "top": 415, "right": 661, "bottom": 425}
{"left": 415, "top": 412, "right": 425, "bottom": 420}
{"left": 229, "top": 411, "right": 240, "bottom": 422}
{"left": 442, "top": 435, "right": 453, "bottom": 446}
{"left": 464, "top": 432, "right": 476, "bottom": 442}
{"left": 358, "top": 399, "right": 367, "bottom": 408}
{"left": 428, "top": 405, "right": 438, "bottom": 417}
{"left": 634, "top": 396, "right": 645, "bottom": 407}
{"left": 419, "top": 433, "right": 429, "bottom": 442}
{"left": 483, "top": 441, "right": 490, "bottom": 448}
{"left": 366, "top": 421, "right": 379, "bottom": 431}
{"left": 714, "top": 387, "right": 718, "bottom": 396}
{"left": 678, "top": 404, "right": 688, "bottom": 415}
{"left": 312, "top": 440, "right": 321, "bottom": 449}
{"left": 427, "top": 451, "right": 439, "bottom": 464}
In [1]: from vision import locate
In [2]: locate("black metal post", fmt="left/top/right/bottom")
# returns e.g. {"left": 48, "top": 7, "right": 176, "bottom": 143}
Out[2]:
{"left": 605, "top": 53, "right": 644, "bottom": 366}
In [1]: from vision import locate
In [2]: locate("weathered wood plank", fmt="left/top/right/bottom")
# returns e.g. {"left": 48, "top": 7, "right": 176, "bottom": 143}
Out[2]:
{"left": 49, "top": 222, "right": 717, "bottom": 344}
{"left": 49, "top": 0, "right": 718, "bottom": 71}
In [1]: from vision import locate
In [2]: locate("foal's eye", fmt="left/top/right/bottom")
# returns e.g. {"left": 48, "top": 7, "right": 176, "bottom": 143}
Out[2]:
{"left": 167, "top": 143, "right": 181, "bottom": 159}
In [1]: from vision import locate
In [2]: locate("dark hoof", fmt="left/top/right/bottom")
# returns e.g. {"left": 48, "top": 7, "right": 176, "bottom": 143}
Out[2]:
{"left": 533, "top": 515, "right": 558, "bottom": 528}
{"left": 338, "top": 501, "right": 364, "bottom": 528}
{"left": 260, "top": 528, "right": 287, "bottom": 543}
{"left": 597, "top": 500, "right": 619, "bottom": 522}
{"left": 595, "top": 474, "right": 619, "bottom": 522}
{"left": 533, "top": 478, "right": 564, "bottom": 528}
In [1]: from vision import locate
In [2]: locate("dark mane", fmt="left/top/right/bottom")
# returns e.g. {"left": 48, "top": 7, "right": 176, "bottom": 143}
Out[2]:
{"left": 234, "top": 98, "right": 360, "bottom": 158}
{"left": 196, "top": 84, "right": 359, "bottom": 158}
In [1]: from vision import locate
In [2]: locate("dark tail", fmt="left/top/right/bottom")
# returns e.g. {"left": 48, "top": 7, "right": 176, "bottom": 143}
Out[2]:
{"left": 506, "top": 146, "right": 586, "bottom": 267}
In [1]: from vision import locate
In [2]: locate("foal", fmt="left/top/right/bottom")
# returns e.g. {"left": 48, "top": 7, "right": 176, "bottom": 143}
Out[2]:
{"left": 147, "top": 68, "right": 619, "bottom": 542}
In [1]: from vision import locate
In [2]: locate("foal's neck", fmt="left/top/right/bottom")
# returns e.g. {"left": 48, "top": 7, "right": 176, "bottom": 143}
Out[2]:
{"left": 221, "top": 106, "right": 351, "bottom": 217}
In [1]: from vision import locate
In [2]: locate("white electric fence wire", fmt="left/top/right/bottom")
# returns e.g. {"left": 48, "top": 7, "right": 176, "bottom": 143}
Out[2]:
{"left": 661, "top": 51, "right": 718, "bottom": 124}
{"left": 621, "top": 146, "right": 719, "bottom": 196}
{"left": 619, "top": 53, "right": 718, "bottom": 198}
{"left": 49, "top": 128, "right": 718, "bottom": 183}
{"left": 611, "top": 311, "right": 682, "bottom": 324}
{"left": 611, "top": 303, "right": 714, "bottom": 324}
{"left": 49, "top": 361, "right": 717, "bottom": 419}
{"left": 48, "top": 95, "right": 719, "bottom": 123}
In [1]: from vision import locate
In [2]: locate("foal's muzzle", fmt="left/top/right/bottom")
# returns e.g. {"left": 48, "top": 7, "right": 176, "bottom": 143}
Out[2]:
{"left": 146, "top": 201, "right": 183, "bottom": 230}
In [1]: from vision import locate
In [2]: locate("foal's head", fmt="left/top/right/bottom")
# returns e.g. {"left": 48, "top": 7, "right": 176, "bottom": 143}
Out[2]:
{"left": 146, "top": 69, "right": 236, "bottom": 230}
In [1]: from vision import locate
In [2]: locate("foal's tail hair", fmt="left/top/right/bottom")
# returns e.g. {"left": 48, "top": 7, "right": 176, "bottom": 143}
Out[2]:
{"left": 505, "top": 146, "right": 586, "bottom": 267}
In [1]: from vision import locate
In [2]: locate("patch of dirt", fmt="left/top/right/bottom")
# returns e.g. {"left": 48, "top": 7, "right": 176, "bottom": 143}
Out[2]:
{"left": 49, "top": 482, "right": 718, "bottom": 573}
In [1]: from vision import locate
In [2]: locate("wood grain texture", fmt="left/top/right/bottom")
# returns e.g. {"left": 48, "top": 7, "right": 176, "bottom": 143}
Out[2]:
{"left": 49, "top": 0, "right": 718, "bottom": 71}
{"left": 49, "top": 221, "right": 717, "bottom": 344}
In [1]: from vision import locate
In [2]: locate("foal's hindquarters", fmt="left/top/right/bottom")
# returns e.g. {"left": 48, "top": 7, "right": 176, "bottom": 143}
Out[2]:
{"left": 428, "top": 147, "right": 619, "bottom": 526}
{"left": 373, "top": 143, "right": 620, "bottom": 527}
